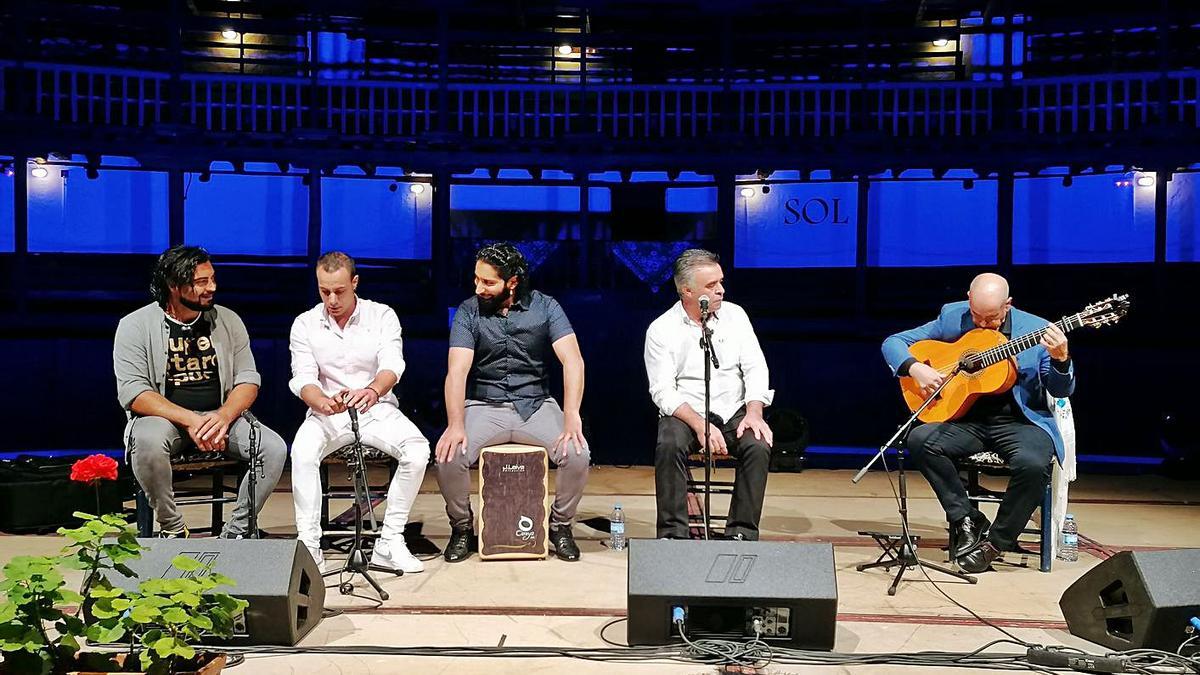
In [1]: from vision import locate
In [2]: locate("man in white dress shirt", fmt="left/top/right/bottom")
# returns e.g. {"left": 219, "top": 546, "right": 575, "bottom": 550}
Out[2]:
{"left": 289, "top": 252, "right": 431, "bottom": 572}
{"left": 643, "top": 248, "right": 775, "bottom": 540}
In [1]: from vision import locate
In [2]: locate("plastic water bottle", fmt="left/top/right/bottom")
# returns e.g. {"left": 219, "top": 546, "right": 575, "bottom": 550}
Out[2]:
{"left": 609, "top": 504, "right": 626, "bottom": 551}
{"left": 1058, "top": 514, "right": 1079, "bottom": 562}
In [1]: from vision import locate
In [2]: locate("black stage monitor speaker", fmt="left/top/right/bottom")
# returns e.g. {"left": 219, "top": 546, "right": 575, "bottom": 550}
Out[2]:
{"left": 1059, "top": 549, "right": 1200, "bottom": 651}
{"left": 627, "top": 539, "right": 837, "bottom": 650}
{"left": 104, "top": 538, "right": 325, "bottom": 646}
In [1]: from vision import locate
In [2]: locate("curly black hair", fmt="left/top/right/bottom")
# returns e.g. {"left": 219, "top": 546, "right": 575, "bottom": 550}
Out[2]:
{"left": 150, "top": 245, "right": 211, "bottom": 308}
{"left": 476, "top": 241, "right": 530, "bottom": 298}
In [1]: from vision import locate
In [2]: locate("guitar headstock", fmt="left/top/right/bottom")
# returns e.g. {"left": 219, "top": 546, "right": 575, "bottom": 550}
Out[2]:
{"left": 1078, "top": 293, "right": 1130, "bottom": 328}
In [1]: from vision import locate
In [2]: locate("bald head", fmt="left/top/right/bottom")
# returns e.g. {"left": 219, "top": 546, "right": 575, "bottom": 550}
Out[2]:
{"left": 968, "top": 273, "right": 1012, "bottom": 329}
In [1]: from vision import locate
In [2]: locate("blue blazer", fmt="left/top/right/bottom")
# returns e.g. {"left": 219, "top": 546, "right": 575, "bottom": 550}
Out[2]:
{"left": 881, "top": 301, "right": 1076, "bottom": 463}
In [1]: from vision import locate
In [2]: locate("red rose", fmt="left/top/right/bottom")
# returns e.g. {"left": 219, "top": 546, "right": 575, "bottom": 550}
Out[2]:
{"left": 70, "top": 454, "right": 119, "bottom": 484}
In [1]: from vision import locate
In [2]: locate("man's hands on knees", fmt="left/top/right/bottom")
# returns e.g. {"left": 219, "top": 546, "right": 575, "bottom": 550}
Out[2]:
{"left": 690, "top": 421, "right": 728, "bottom": 456}
{"left": 188, "top": 411, "right": 233, "bottom": 452}
{"left": 435, "top": 424, "right": 467, "bottom": 464}
{"left": 736, "top": 410, "right": 774, "bottom": 447}
{"left": 552, "top": 410, "right": 588, "bottom": 465}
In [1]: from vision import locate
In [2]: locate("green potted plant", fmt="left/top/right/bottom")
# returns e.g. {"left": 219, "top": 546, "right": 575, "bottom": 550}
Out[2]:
{"left": 0, "top": 455, "right": 247, "bottom": 674}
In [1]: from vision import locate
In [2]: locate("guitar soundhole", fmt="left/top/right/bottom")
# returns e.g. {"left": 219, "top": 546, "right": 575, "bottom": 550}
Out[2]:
{"left": 958, "top": 349, "right": 985, "bottom": 379}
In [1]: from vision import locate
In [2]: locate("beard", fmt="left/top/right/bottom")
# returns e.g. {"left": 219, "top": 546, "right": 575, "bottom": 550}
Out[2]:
{"left": 477, "top": 287, "right": 512, "bottom": 315}
{"left": 179, "top": 294, "right": 213, "bottom": 312}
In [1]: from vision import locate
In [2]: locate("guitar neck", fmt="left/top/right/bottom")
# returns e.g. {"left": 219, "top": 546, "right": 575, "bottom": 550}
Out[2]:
{"left": 975, "top": 313, "right": 1081, "bottom": 368}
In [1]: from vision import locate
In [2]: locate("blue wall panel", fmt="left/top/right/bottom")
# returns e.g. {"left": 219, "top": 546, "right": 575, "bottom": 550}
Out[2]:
{"left": 321, "top": 178, "right": 432, "bottom": 259}
{"left": 184, "top": 174, "right": 308, "bottom": 255}
{"left": 28, "top": 167, "right": 168, "bottom": 253}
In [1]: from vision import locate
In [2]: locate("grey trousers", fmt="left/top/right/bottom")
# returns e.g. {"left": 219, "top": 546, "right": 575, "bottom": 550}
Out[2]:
{"left": 435, "top": 399, "right": 590, "bottom": 530}
{"left": 125, "top": 413, "right": 288, "bottom": 536}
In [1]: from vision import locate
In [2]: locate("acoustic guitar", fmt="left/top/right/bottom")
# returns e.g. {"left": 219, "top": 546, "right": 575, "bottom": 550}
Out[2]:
{"left": 899, "top": 294, "right": 1130, "bottom": 423}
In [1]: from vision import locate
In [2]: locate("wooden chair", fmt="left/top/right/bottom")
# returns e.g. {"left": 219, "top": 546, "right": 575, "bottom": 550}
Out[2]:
{"left": 685, "top": 452, "right": 737, "bottom": 538}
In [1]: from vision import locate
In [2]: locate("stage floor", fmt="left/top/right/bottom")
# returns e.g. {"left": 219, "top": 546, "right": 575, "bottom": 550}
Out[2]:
{"left": 2, "top": 466, "right": 1198, "bottom": 673}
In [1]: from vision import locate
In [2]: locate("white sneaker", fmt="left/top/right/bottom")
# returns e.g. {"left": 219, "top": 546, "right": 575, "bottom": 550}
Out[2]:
{"left": 371, "top": 538, "right": 424, "bottom": 574}
{"left": 305, "top": 544, "right": 326, "bottom": 573}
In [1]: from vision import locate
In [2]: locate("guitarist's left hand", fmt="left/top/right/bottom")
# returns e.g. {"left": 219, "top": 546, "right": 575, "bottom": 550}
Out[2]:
{"left": 1041, "top": 323, "right": 1070, "bottom": 362}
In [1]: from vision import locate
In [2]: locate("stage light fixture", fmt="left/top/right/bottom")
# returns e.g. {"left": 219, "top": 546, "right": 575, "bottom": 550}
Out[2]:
{"left": 221, "top": 29, "right": 240, "bottom": 41}
{"left": 410, "top": 183, "right": 426, "bottom": 194}
{"left": 739, "top": 187, "right": 756, "bottom": 198}
{"left": 1062, "top": 175, "right": 1073, "bottom": 187}
{"left": 963, "top": 178, "right": 974, "bottom": 190}
{"left": 388, "top": 182, "right": 398, "bottom": 192}
{"left": 761, "top": 185, "right": 771, "bottom": 194}
{"left": 198, "top": 170, "right": 212, "bottom": 183}
{"left": 1135, "top": 174, "right": 1155, "bottom": 188}
{"left": 933, "top": 38, "right": 950, "bottom": 47}
{"left": 666, "top": 169, "right": 681, "bottom": 181}
{"left": 755, "top": 168, "right": 773, "bottom": 180}
{"left": 558, "top": 44, "right": 573, "bottom": 56}
{"left": 31, "top": 166, "right": 49, "bottom": 179}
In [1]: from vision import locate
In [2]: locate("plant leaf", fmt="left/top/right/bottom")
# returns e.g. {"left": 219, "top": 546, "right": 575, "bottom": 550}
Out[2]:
{"left": 189, "top": 614, "right": 214, "bottom": 631}
{"left": 129, "top": 604, "right": 161, "bottom": 624}
{"left": 170, "top": 555, "right": 205, "bottom": 572}
{"left": 151, "top": 635, "right": 176, "bottom": 657}
{"left": 85, "top": 621, "right": 127, "bottom": 644}
{"left": 162, "top": 607, "right": 189, "bottom": 624}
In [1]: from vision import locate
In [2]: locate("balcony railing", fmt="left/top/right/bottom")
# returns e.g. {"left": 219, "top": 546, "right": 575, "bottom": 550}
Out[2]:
{"left": 3, "top": 61, "right": 1197, "bottom": 142}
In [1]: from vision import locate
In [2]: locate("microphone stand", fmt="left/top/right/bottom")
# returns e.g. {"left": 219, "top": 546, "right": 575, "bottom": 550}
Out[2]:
{"left": 698, "top": 304, "right": 719, "bottom": 540}
{"left": 241, "top": 411, "right": 263, "bottom": 539}
{"left": 852, "top": 370, "right": 977, "bottom": 595}
{"left": 324, "top": 404, "right": 397, "bottom": 601}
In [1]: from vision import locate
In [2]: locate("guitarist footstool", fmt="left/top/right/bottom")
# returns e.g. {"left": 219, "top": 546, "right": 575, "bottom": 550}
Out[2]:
{"left": 478, "top": 444, "right": 549, "bottom": 560}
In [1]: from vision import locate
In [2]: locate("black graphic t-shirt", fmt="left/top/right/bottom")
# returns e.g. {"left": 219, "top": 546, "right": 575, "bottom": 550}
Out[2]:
{"left": 165, "top": 317, "right": 222, "bottom": 412}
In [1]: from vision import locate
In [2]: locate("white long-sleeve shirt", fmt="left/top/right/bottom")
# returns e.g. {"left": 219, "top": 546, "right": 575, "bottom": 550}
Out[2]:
{"left": 643, "top": 300, "right": 774, "bottom": 423}
{"left": 288, "top": 298, "right": 406, "bottom": 411}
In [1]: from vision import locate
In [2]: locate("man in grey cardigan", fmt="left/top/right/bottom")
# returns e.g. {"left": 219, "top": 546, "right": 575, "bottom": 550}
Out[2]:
{"left": 114, "top": 245, "right": 287, "bottom": 538}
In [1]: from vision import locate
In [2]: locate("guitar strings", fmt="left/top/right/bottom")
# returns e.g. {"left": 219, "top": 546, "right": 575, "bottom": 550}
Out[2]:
{"left": 924, "top": 312, "right": 1083, "bottom": 378}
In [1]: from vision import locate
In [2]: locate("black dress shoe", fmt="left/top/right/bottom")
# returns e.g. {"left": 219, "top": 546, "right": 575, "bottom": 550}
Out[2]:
{"left": 550, "top": 526, "right": 581, "bottom": 561}
{"left": 957, "top": 540, "right": 1001, "bottom": 574}
{"left": 949, "top": 512, "right": 991, "bottom": 558}
{"left": 444, "top": 527, "right": 475, "bottom": 563}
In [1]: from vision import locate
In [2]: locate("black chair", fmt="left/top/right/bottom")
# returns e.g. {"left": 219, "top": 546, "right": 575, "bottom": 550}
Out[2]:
{"left": 955, "top": 450, "right": 1054, "bottom": 572}
{"left": 318, "top": 433, "right": 397, "bottom": 550}
{"left": 133, "top": 453, "right": 242, "bottom": 537}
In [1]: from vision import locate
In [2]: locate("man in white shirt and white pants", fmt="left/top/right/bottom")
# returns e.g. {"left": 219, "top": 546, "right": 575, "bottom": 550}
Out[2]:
{"left": 289, "top": 252, "right": 431, "bottom": 573}
{"left": 644, "top": 248, "right": 775, "bottom": 540}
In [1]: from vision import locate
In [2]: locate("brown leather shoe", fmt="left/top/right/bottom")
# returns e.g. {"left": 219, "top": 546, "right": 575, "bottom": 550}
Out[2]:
{"left": 957, "top": 541, "right": 1001, "bottom": 574}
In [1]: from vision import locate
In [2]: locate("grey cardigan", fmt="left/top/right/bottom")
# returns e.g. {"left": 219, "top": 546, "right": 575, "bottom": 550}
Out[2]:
{"left": 113, "top": 302, "right": 262, "bottom": 412}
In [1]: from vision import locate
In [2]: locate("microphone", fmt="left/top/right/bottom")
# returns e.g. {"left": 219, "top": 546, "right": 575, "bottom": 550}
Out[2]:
{"left": 348, "top": 404, "right": 359, "bottom": 436}
{"left": 699, "top": 295, "right": 710, "bottom": 314}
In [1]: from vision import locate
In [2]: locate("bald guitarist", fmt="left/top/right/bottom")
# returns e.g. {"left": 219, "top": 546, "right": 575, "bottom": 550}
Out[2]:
{"left": 882, "top": 273, "right": 1075, "bottom": 573}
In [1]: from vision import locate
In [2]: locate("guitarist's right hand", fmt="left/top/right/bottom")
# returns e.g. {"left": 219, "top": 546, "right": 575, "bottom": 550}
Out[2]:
{"left": 909, "top": 362, "right": 946, "bottom": 399}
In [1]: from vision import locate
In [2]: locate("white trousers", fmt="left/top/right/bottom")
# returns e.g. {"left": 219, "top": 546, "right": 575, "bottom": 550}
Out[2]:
{"left": 291, "top": 403, "right": 430, "bottom": 549}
